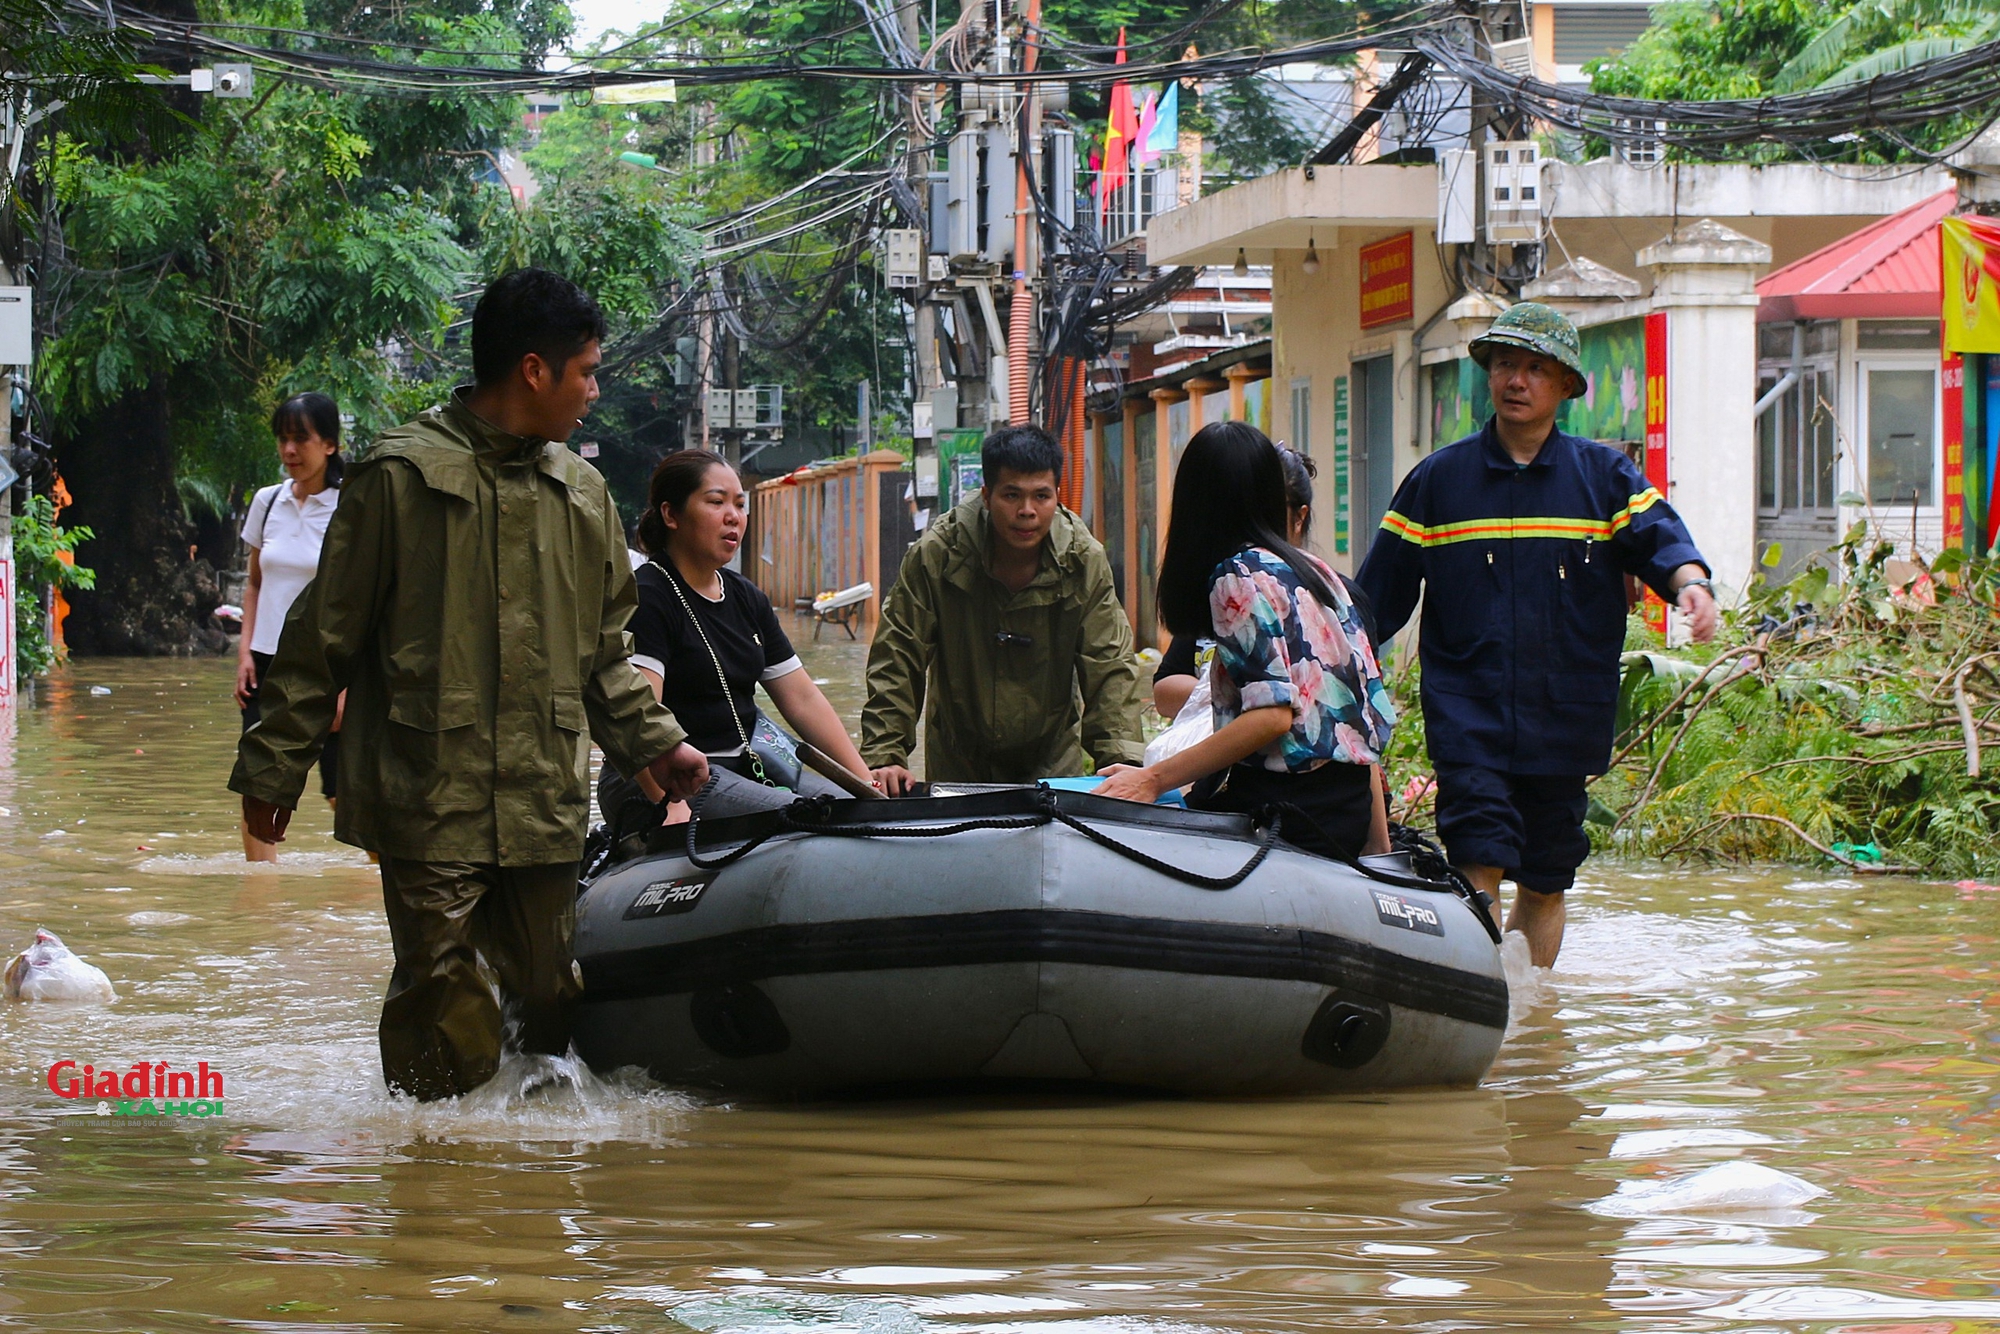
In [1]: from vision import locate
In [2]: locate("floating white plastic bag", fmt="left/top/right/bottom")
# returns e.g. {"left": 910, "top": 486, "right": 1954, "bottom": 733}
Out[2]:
{"left": 4, "top": 928, "right": 116, "bottom": 1003}
{"left": 1587, "top": 1161, "right": 1825, "bottom": 1218}
{"left": 1145, "top": 664, "right": 1214, "bottom": 768}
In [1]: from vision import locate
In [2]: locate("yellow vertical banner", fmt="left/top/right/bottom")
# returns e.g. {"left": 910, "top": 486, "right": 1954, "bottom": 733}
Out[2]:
{"left": 1941, "top": 216, "right": 2000, "bottom": 354}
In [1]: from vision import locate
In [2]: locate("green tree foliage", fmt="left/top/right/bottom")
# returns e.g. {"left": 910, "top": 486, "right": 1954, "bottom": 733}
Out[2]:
{"left": 1767, "top": 0, "right": 1999, "bottom": 91}
{"left": 525, "top": 0, "right": 909, "bottom": 445}
{"left": 1591, "top": 0, "right": 2000, "bottom": 155}
{"left": 0, "top": 0, "right": 179, "bottom": 147}
{"left": 1592, "top": 534, "right": 2000, "bottom": 878}
{"left": 26, "top": 0, "right": 700, "bottom": 648}
{"left": 1587, "top": 0, "right": 1827, "bottom": 100}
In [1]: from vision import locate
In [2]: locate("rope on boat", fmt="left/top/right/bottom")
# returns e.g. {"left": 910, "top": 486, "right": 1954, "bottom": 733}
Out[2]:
{"left": 682, "top": 779, "right": 1276, "bottom": 889}
{"left": 672, "top": 780, "right": 1501, "bottom": 940}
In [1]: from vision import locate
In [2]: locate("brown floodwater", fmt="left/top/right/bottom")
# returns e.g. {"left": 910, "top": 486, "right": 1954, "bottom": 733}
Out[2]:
{"left": 4, "top": 635, "right": 2000, "bottom": 1332}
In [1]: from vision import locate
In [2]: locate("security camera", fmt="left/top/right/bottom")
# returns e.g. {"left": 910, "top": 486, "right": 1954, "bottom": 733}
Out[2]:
{"left": 213, "top": 63, "right": 254, "bottom": 98}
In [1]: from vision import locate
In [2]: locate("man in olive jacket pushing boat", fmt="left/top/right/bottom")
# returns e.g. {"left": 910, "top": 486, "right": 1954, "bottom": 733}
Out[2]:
{"left": 862, "top": 425, "right": 1147, "bottom": 793}
{"left": 232, "top": 269, "right": 711, "bottom": 1101}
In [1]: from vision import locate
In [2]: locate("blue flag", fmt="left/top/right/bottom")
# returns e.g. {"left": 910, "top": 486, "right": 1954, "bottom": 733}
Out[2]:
{"left": 1145, "top": 82, "right": 1179, "bottom": 156}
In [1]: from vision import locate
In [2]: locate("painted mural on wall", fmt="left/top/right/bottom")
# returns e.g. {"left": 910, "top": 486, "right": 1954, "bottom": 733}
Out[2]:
{"left": 1429, "top": 316, "right": 1649, "bottom": 448}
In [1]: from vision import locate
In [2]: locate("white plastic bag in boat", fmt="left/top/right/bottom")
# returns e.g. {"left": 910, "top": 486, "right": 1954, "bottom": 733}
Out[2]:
{"left": 1145, "top": 664, "right": 1214, "bottom": 768}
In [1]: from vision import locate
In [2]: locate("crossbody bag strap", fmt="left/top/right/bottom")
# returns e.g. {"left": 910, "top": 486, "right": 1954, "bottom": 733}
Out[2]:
{"left": 655, "top": 558, "right": 753, "bottom": 753}
{"left": 244, "top": 483, "right": 281, "bottom": 543}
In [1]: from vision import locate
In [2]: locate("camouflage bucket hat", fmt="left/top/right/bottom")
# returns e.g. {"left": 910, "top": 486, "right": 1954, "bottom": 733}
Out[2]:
{"left": 1469, "top": 301, "right": 1587, "bottom": 399}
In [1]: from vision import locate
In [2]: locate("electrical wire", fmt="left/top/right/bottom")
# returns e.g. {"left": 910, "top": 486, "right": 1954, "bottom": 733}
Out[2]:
{"left": 1419, "top": 30, "right": 2000, "bottom": 160}
{"left": 96, "top": 0, "right": 1462, "bottom": 100}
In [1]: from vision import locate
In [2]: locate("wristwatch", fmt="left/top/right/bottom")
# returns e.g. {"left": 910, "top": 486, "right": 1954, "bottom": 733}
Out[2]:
{"left": 1675, "top": 578, "right": 1715, "bottom": 599}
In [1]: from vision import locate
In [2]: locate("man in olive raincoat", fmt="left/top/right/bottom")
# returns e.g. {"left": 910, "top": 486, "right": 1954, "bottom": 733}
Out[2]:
{"left": 863, "top": 425, "right": 1146, "bottom": 792}
{"left": 232, "top": 269, "right": 710, "bottom": 1101}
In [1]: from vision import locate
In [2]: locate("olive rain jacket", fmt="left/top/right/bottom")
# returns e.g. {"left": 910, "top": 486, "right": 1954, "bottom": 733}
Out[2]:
{"left": 861, "top": 496, "right": 1147, "bottom": 782}
{"left": 230, "top": 393, "right": 687, "bottom": 865}
{"left": 1355, "top": 420, "right": 1708, "bottom": 776}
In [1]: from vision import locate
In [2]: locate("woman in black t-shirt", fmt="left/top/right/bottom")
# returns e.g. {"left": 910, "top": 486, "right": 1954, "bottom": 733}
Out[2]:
{"left": 602, "top": 450, "right": 874, "bottom": 819}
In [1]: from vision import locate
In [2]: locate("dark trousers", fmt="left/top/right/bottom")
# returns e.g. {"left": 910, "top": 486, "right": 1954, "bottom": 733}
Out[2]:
{"left": 1433, "top": 763, "right": 1591, "bottom": 893}
{"left": 1191, "top": 761, "right": 1375, "bottom": 862}
{"left": 242, "top": 649, "right": 339, "bottom": 798}
{"left": 376, "top": 858, "right": 582, "bottom": 1101}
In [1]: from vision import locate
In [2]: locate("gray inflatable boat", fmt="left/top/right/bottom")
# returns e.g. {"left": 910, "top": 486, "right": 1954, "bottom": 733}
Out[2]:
{"left": 573, "top": 786, "right": 1508, "bottom": 1096}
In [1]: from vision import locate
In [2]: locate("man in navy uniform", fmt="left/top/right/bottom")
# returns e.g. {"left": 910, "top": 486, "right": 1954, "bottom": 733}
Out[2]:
{"left": 1357, "top": 302, "right": 1717, "bottom": 967}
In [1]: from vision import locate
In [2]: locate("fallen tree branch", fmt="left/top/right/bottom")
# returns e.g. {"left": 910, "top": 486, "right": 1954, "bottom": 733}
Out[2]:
{"left": 1598, "top": 644, "right": 1767, "bottom": 782}
{"left": 1951, "top": 653, "right": 1999, "bottom": 778}
{"left": 1665, "top": 812, "right": 1922, "bottom": 875}
{"left": 1737, "top": 739, "right": 1978, "bottom": 780}
{"left": 1614, "top": 652, "right": 1764, "bottom": 829}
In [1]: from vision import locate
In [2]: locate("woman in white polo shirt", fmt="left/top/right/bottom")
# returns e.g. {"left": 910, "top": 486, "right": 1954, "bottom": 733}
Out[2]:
{"left": 236, "top": 392, "right": 343, "bottom": 861}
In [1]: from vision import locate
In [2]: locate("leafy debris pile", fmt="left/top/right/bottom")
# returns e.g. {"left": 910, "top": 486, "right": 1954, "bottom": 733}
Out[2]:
{"left": 1594, "top": 530, "right": 1998, "bottom": 878}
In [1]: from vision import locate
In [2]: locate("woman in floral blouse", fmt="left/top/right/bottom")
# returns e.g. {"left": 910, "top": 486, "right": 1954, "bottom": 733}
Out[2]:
{"left": 1098, "top": 422, "right": 1395, "bottom": 860}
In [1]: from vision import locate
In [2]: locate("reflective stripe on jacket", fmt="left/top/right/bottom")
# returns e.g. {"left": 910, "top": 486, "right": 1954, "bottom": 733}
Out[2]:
{"left": 1355, "top": 420, "right": 1707, "bottom": 776}
{"left": 860, "top": 496, "right": 1147, "bottom": 781}
{"left": 230, "top": 393, "right": 686, "bottom": 864}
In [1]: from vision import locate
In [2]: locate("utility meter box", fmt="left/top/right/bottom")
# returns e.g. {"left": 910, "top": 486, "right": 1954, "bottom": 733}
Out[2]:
{"left": 1483, "top": 140, "right": 1543, "bottom": 244}
{"left": 705, "top": 387, "right": 735, "bottom": 427}
{"left": 0, "top": 288, "right": 30, "bottom": 365}
{"left": 884, "top": 228, "right": 921, "bottom": 288}
{"left": 752, "top": 384, "right": 783, "bottom": 428}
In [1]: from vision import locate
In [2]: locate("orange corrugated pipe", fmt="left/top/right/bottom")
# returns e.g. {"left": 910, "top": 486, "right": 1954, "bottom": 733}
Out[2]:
{"left": 1007, "top": 0, "right": 1040, "bottom": 426}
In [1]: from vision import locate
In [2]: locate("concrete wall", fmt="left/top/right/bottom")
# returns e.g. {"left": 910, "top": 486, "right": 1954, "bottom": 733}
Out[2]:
{"left": 1271, "top": 224, "right": 1453, "bottom": 573}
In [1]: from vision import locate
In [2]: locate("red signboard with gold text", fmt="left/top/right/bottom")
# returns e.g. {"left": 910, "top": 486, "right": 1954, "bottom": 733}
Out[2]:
{"left": 1643, "top": 311, "right": 1670, "bottom": 634}
{"left": 1358, "top": 232, "right": 1414, "bottom": 330}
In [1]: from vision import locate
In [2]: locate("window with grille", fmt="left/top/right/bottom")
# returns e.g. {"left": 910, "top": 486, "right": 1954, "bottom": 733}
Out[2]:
{"left": 1756, "top": 323, "right": 1839, "bottom": 515}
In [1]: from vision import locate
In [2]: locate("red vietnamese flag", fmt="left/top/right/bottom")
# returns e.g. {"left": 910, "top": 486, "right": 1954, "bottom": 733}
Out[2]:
{"left": 1100, "top": 28, "right": 1134, "bottom": 221}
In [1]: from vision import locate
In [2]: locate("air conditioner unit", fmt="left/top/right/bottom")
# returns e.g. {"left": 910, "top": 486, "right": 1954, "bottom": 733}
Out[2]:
{"left": 1489, "top": 37, "right": 1535, "bottom": 79}
{"left": 1483, "top": 140, "right": 1543, "bottom": 244}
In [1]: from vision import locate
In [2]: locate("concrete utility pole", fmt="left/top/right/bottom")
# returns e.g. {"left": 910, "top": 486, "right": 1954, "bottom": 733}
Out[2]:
{"left": 1467, "top": 0, "right": 1535, "bottom": 294}
{"left": 1006, "top": 0, "right": 1041, "bottom": 425}
{"left": 898, "top": 0, "right": 941, "bottom": 404}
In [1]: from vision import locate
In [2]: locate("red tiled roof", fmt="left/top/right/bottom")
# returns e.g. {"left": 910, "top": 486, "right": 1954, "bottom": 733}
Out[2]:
{"left": 1756, "top": 190, "right": 1956, "bottom": 322}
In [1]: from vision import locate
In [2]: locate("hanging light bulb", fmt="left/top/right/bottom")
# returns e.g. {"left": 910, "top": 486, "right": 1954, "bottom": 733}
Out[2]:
{"left": 1302, "top": 235, "right": 1320, "bottom": 275}
{"left": 1232, "top": 247, "right": 1249, "bottom": 277}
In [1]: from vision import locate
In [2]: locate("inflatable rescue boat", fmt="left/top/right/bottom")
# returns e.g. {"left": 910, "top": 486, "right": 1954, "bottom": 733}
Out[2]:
{"left": 573, "top": 786, "right": 1508, "bottom": 1096}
